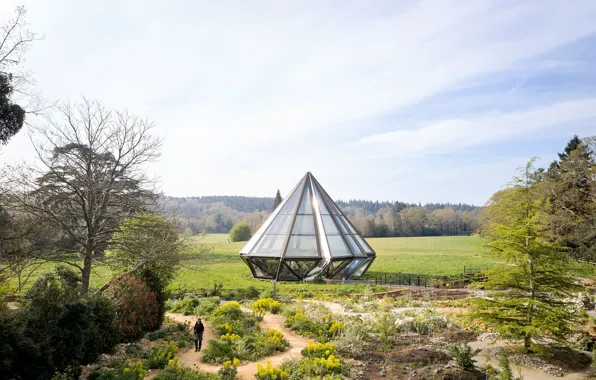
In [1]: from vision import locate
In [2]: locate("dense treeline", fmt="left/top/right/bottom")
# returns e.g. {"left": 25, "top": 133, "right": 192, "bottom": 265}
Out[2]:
{"left": 161, "top": 196, "right": 482, "bottom": 237}
{"left": 336, "top": 199, "right": 477, "bottom": 214}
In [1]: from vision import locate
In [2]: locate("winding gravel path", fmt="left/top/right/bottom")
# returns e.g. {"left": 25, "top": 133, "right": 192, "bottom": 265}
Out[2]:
{"left": 146, "top": 311, "right": 311, "bottom": 380}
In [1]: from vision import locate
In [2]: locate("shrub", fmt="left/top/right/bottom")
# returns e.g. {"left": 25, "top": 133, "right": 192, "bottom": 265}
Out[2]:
{"left": 202, "top": 339, "right": 235, "bottom": 363}
{"left": 256, "top": 361, "right": 289, "bottom": 380}
{"left": 273, "top": 353, "right": 346, "bottom": 379}
{"left": 154, "top": 357, "right": 219, "bottom": 380}
{"left": 1, "top": 267, "right": 121, "bottom": 379}
{"left": 253, "top": 298, "right": 282, "bottom": 315}
{"left": 218, "top": 358, "right": 240, "bottom": 380}
{"left": 147, "top": 341, "right": 179, "bottom": 369}
{"left": 223, "top": 286, "right": 261, "bottom": 301}
{"left": 106, "top": 274, "right": 160, "bottom": 341}
{"left": 331, "top": 321, "right": 372, "bottom": 358}
{"left": 229, "top": 222, "right": 252, "bottom": 242}
{"left": 88, "top": 360, "right": 147, "bottom": 380}
{"left": 197, "top": 297, "right": 221, "bottom": 315}
{"left": 165, "top": 296, "right": 200, "bottom": 315}
{"left": 448, "top": 343, "right": 479, "bottom": 372}
{"left": 302, "top": 342, "right": 337, "bottom": 359}
{"left": 284, "top": 310, "right": 320, "bottom": 338}
{"left": 137, "top": 267, "right": 168, "bottom": 330}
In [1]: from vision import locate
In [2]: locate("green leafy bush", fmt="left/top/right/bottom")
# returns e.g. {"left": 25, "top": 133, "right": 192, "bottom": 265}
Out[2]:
{"left": 284, "top": 308, "right": 344, "bottom": 343}
{"left": 283, "top": 309, "right": 320, "bottom": 338}
{"left": 0, "top": 267, "right": 121, "bottom": 379}
{"left": 201, "top": 339, "right": 235, "bottom": 364}
{"left": 147, "top": 341, "right": 179, "bottom": 369}
{"left": 229, "top": 222, "right": 252, "bottom": 242}
{"left": 222, "top": 286, "right": 261, "bottom": 301}
{"left": 88, "top": 360, "right": 147, "bottom": 380}
{"left": 166, "top": 296, "right": 221, "bottom": 316}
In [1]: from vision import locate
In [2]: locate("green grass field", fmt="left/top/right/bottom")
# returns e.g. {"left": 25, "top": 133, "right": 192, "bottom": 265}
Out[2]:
{"left": 168, "top": 234, "right": 499, "bottom": 292}
{"left": 10, "top": 234, "right": 595, "bottom": 295}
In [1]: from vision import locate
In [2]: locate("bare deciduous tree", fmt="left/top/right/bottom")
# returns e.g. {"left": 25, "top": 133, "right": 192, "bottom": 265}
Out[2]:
{"left": 1, "top": 6, "right": 41, "bottom": 99}
{"left": 8, "top": 98, "right": 162, "bottom": 295}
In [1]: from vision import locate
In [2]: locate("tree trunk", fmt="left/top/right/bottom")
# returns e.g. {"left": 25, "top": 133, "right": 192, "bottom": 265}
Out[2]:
{"left": 81, "top": 246, "right": 93, "bottom": 296}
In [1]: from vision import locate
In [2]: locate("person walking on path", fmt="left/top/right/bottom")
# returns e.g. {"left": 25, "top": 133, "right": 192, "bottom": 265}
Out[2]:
{"left": 193, "top": 318, "right": 204, "bottom": 352}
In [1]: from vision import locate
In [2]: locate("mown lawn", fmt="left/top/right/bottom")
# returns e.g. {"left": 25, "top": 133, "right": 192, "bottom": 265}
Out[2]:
{"left": 10, "top": 234, "right": 596, "bottom": 295}
{"left": 170, "top": 235, "right": 500, "bottom": 293}
{"left": 364, "top": 235, "right": 499, "bottom": 277}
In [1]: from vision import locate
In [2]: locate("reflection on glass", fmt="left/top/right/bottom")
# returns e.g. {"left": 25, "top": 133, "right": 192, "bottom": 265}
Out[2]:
{"left": 285, "top": 235, "right": 318, "bottom": 257}
{"left": 291, "top": 215, "right": 316, "bottom": 235}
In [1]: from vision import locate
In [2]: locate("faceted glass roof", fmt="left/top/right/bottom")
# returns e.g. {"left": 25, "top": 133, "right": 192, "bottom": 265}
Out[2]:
{"left": 240, "top": 172, "right": 376, "bottom": 281}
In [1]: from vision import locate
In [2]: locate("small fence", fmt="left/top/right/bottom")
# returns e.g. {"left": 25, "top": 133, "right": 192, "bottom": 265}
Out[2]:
{"left": 373, "top": 273, "right": 447, "bottom": 287}
{"left": 372, "top": 265, "right": 491, "bottom": 288}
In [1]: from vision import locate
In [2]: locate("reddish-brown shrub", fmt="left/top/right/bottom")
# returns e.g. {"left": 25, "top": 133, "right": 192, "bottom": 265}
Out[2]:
{"left": 106, "top": 274, "right": 159, "bottom": 341}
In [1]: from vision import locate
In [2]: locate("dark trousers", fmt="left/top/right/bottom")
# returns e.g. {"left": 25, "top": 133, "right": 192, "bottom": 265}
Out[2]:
{"left": 194, "top": 334, "right": 203, "bottom": 350}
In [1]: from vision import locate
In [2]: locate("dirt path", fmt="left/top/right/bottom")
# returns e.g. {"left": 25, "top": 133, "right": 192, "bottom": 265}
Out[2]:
{"left": 149, "top": 312, "right": 311, "bottom": 380}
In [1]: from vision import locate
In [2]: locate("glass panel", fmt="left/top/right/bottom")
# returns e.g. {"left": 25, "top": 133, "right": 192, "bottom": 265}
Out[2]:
{"left": 297, "top": 186, "right": 313, "bottom": 214}
{"left": 240, "top": 233, "right": 261, "bottom": 254}
{"left": 303, "top": 261, "right": 326, "bottom": 280}
{"left": 314, "top": 186, "right": 330, "bottom": 214}
{"left": 341, "top": 216, "right": 358, "bottom": 234}
{"left": 250, "top": 234, "right": 285, "bottom": 256}
{"left": 328, "top": 260, "right": 351, "bottom": 278}
{"left": 326, "top": 235, "right": 351, "bottom": 257}
{"left": 279, "top": 181, "right": 303, "bottom": 214}
{"left": 352, "top": 258, "right": 372, "bottom": 277}
{"left": 291, "top": 215, "right": 315, "bottom": 235}
{"left": 344, "top": 259, "right": 364, "bottom": 277}
{"left": 322, "top": 215, "right": 340, "bottom": 235}
{"left": 246, "top": 259, "right": 273, "bottom": 279}
{"left": 355, "top": 235, "right": 374, "bottom": 253}
{"left": 345, "top": 235, "right": 365, "bottom": 256}
{"left": 285, "top": 235, "right": 318, "bottom": 257}
{"left": 336, "top": 218, "right": 349, "bottom": 234}
{"left": 287, "top": 260, "right": 316, "bottom": 277}
{"left": 251, "top": 259, "right": 279, "bottom": 278}
{"left": 277, "top": 264, "right": 300, "bottom": 281}
{"left": 267, "top": 215, "right": 293, "bottom": 235}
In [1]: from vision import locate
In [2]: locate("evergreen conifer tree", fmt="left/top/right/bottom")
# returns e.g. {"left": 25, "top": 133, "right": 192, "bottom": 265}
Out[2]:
{"left": 273, "top": 190, "right": 282, "bottom": 210}
{"left": 472, "top": 159, "right": 581, "bottom": 352}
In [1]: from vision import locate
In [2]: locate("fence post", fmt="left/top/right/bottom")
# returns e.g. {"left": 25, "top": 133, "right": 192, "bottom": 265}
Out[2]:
{"left": 384, "top": 274, "right": 387, "bottom": 285}
{"left": 464, "top": 266, "right": 466, "bottom": 274}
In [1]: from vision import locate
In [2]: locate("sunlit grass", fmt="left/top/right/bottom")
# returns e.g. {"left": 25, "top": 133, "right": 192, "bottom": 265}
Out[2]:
{"left": 10, "top": 234, "right": 596, "bottom": 295}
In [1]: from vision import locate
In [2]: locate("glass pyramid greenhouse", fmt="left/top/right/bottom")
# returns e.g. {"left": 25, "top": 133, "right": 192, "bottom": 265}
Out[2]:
{"left": 240, "top": 172, "right": 376, "bottom": 281}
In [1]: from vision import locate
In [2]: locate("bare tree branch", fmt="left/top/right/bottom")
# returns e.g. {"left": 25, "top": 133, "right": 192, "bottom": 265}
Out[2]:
{"left": 5, "top": 98, "right": 162, "bottom": 295}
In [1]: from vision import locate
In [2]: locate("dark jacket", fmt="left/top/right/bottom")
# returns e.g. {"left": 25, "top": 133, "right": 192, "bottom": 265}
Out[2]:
{"left": 194, "top": 321, "right": 204, "bottom": 339}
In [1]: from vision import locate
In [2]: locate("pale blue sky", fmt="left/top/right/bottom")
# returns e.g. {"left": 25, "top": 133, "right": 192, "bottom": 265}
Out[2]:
{"left": 1, "top": 0, "right": 595, "bottom": 205}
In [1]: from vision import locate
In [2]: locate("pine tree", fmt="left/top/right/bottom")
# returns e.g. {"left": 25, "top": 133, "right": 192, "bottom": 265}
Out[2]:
{"left": 273, "top": 190, "right": 282, "bottom": 210}
{"left": 543, "top": 141, "right": 596, "bottom": 262}
{"left": 472, "top": 159, "right": 581, "bottom": 352}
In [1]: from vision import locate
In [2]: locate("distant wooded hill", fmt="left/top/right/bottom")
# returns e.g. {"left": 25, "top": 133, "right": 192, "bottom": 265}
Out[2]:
{"left": 160, "top": 196, "right": 481, "bottom": 237}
